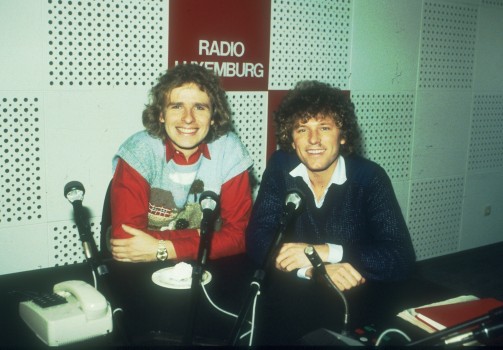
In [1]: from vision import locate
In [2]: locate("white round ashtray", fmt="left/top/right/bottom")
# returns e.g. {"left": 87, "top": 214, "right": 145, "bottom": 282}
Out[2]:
{"left": 152, "top": 262, "right": 212, "bottom": 289}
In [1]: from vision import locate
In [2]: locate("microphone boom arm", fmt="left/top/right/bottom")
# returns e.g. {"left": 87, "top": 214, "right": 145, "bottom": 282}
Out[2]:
{"left": 304, "top": 245, "right": 350, "bottom": 335}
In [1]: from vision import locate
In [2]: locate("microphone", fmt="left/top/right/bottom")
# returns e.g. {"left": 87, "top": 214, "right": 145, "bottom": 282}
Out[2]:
{"left": 304, "top": 245, "right": 328, "bottom": 275}
{"left": 200, "top": 191, "right": 219, "bottom": 226}
{"left": 281, "top": 190, "right": 303, "bottom": 226}
{"left": 264, "top": 189, "right": 303, "bottom": 268}
{"left": 304, "top": 246, "right": 350, "bottom": 335}
{"left": 198, "top": 191, "right": 219, "bottom": 265}
{"left": 64, "top": 181, "right": 108, "bottom": 277}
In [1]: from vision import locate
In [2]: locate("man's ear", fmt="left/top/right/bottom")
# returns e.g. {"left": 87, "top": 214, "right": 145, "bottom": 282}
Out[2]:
{"left": 159, "top": 113, "right": 164, "bottom": 123}
{"left": 341, "top": 138, "right": 346, "bottom": 145}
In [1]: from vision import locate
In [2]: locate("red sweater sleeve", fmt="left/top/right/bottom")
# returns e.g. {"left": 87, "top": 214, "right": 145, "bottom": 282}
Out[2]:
{"left": 111, "top": 158, "right": 251, "bottom": 260}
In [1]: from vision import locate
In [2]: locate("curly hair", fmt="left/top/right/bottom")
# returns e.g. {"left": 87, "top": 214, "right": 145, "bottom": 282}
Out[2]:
{"left": 274, "top": 81, "right": 360, "bottom": 155}
{"left": 142, "top": 64, "right": 231, "bottom": 143}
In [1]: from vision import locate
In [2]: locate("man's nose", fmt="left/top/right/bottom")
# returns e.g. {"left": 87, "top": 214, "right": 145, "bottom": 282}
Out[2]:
{"left": 308, "top": 130, "right": 320, "bottom": 144}
{"left": 181, "top": 107, "right": 195, "bottom": 123}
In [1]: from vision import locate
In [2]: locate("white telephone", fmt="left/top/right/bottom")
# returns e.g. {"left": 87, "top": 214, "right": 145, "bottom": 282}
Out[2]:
{"left": 19, "top": 280, "right": 113, "bottom": 346}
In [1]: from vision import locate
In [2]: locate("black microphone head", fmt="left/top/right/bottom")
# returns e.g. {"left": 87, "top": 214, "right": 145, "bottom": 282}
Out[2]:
{"left": 304, "top": 245, "right": 324, "bottom": 269}
{"left": 200, "top": 191, "right": 219, "bottom": 211}
{"left": 304, "top": 245, "right": 315, "bottom": 256}
{"left": 285, "top": 189, "right": 303, "bottom": 212}
{"left": 64, "top": 181, "right": 85, "bottom": 203}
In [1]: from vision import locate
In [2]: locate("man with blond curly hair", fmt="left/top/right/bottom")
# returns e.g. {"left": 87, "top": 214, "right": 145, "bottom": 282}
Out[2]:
{"left": 110, "top": 64, "right": 253, "bottom": 263}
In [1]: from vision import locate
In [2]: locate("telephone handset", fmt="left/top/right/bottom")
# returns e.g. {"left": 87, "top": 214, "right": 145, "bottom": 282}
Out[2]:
{"left": 19, "top": 280, "right": 113, "bottom": 346}
{"left": 53, "top": 280, "right": 108, "bottom": 320}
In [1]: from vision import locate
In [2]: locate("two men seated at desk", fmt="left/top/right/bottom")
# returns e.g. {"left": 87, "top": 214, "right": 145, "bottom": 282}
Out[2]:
{"left": 109, "top": 63, "right": 415, "bottom": 292}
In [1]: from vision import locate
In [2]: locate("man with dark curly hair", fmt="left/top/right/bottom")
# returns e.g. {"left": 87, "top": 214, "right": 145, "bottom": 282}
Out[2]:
{"left": 110, "top": 64, "right": 253, "bottom": 263}
{"left": 246, "top": 81, "right": 415, "bottom": 291}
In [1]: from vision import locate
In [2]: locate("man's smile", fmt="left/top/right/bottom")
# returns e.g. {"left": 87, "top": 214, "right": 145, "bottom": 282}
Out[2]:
{"left": 176, "top": 127, "right": 198, "bottom": 135}
{"left": 306, "top": 149, "right": 325, "bottom": 155}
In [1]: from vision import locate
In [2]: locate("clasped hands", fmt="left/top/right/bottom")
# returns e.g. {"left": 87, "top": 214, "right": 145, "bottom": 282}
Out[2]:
{"left": 275, "top": 242, "right": 366, "bottom": 291}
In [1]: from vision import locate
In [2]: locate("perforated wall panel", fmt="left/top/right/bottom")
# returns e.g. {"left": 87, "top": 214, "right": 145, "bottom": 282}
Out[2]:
{"left": 0, "top": 96, "right": 45, "bottom": 226}
{"left": 268, "top": 0, "right": 351, "bottom": 90}
{"left": 227, "top": 92, "right": 268, "bottom": 196}
{"left": 352, "top": 93, "right": 415, "bottom": 181}
{"left": 418, "top": 1, "right": 477, "bottom": 89}
{"left": 47, "top": 0, "right": 166, "bottom": 87}
{"left": 482, "top": 0, "right": 503, "bottom": 7}
{"left": 49, "top": 218, "right": 101, "bottom": 267}
{"left": 468, "top": 94, "right": 503, "bottom": 172}
{"left": 408, "top": 176, "right": 465, "bottom": 260}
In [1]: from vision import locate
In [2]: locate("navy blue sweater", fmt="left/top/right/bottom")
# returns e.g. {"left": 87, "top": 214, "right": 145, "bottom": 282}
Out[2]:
{"left": 245, "top": 150, "right": 416, "bottom": 281}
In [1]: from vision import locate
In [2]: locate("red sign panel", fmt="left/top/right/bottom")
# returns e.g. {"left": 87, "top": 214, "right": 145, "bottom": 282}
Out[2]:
{"left": 168, "top": 0, "right": 271, "bottom": 91}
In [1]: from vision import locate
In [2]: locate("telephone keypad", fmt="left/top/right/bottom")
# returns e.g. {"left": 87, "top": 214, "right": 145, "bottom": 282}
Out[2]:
{"left": 32, "top": 293, "right": 68, "bottom": 308}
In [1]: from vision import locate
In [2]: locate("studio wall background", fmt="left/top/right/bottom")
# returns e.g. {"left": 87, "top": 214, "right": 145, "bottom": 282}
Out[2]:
{"left": 0, "top": 0, "right": 502, "bottom": 274}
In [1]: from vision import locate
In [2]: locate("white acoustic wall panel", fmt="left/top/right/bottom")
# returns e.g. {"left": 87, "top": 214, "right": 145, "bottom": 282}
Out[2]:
{"left": 350, "top": 0, "right": 422, "bottom": 91}
{"left": 46, "top": 0, "right": 167, "bottom": 88}
{"left": 468, "top": 95, "right": 503, "bottom": 172}
{"left": 352, "top": 92, "right": 415, "bottom": 217}
{"left": 43, "top": 90, "right": 146, "bottom": 223}
{"left": 0, "top": 224, "right": 49, "bottom": 275}
{"left": 352, "top": 93, "right": 415, "bottom": 181}
{"left": 269, "top": 0, "right": 352, "bottom": 90}
{"left": 49, "top": 218, "right": 101, "bottom": 267}
{"left": 410, "top": 90, "right": 472, "bottom": 259}
{"left": 411, "top": 91, "right": 472, "bottom": 180}
{"left": 227, "top": 92, "right": 269, "bottom": 198}
{"left": 418, "top": 0, "right": 478, "bottom": 89}
{"left": 460, "top": 171, "right": 503, "bottom": 250}
{"left": 0, "top": 0, "right": 45, "bottom": 91}
{"left": 409, "top": 176, "right": 464, "bottom": 260}
{"left": 1, "top": 95, "right": 45, "bottom": 227}
{"left": 473, "top": 1, "right": 503, "bottom": 92}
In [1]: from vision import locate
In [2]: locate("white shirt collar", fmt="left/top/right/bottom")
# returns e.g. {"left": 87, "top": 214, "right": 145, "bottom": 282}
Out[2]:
{"left": 289, "top": 155, "right": 347, "bottom": 208}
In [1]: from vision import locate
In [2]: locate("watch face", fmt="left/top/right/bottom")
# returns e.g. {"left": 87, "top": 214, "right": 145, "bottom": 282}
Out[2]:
{"left": 157, "top": 249, "right": 168, "bottom": 261}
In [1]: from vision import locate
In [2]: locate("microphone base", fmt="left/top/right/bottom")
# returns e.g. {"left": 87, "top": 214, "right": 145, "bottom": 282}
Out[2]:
{"left": 298, "top": 328, "right": 364, "bottom": 346}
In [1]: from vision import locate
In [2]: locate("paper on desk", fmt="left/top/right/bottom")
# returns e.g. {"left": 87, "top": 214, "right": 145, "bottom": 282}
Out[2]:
{"left": 397, "top": 295, "right": 479, "bottom": 333}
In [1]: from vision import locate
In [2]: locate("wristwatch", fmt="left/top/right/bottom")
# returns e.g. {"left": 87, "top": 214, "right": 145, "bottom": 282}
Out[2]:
{"left": 156, "top": 240, "right": 168, "bottom": 261}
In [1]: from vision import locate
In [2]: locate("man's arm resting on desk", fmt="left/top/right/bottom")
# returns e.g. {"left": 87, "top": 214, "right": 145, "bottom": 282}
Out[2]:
{"left": 110, "top": 159, "right": 251, "bottom": 262}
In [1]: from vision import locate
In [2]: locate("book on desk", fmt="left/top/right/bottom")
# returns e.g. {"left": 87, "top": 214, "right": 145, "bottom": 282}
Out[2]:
{"left": 398, "top": 295, "right": 503, "bottom": 333}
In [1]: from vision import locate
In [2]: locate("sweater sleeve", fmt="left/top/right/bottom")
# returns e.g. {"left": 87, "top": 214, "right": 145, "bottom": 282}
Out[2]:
{"left": 342, "top": 166, "right": 416, "bottom": 281}
{"left": 111, "top": 158, "right": 250, "bottom": 260}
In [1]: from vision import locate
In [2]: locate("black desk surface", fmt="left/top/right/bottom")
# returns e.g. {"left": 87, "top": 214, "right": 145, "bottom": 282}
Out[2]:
{"left": 0, "top": 254, "right": 459, "bottom": 348}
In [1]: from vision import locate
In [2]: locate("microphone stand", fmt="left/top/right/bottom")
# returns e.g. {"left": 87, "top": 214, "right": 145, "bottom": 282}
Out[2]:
{"left": 227, "top": 205, "right": 295, "bottom": 346}
{"left": 301, "top": 246, "right": 364, "bottom": 346}
{"left": 64, "top": 181, "right": 130, "bottom": 346}
{"left": 182, "top": 209, "right": 215, "bottom": 345}
{"left": 71, "top": 200, "right": 110, "bottom": 279}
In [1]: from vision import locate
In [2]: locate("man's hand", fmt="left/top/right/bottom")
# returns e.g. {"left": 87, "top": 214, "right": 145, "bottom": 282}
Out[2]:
{"left": 110, "top": 224, "right": 159, "bottom": 262}
{"left": 309, "top": 263, "right": 366, "bottom": 291}
{"left": 275, "top": 243, "right": 329, "bottom": 272}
